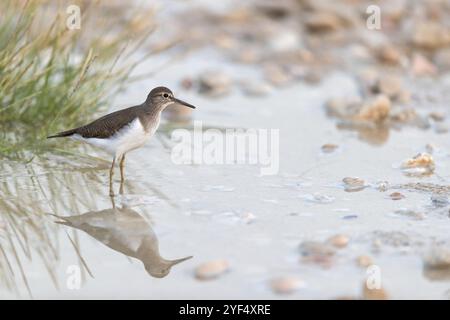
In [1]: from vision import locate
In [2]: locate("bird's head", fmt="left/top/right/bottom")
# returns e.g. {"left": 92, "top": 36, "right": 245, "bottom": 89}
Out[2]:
{"left": 146, "top": 86, "right": 196, "bottom": 110}
{"left": 144, "top": 255, "right": 193, "bottom": 278}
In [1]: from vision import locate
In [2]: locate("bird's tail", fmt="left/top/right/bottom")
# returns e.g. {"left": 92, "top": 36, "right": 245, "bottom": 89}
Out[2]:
{"left": 47, "top": 128, "right": 77, "bottom": 139}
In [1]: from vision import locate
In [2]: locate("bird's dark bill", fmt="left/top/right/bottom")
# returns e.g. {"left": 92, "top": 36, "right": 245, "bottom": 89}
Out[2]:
{"left": 171, "top": 255, "right": 193, "bottom": 265}
{"left": 173, "top": 97, "right": 196, "bottom": 109}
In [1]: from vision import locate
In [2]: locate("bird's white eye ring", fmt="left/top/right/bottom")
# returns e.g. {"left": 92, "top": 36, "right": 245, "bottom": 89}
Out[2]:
{"left": 163, "top": 93, "right": 169, "bottom": 98}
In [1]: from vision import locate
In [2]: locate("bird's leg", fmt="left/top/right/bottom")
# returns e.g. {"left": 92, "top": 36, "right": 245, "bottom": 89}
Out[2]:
{"left": 119, "top": 154, "right": 126, "bottom": 195}
{"left": 110, "top": 194, "right": 116, "bottom": 209}
{"left": 109, "top": 157, "right": 116, "bottom": 197}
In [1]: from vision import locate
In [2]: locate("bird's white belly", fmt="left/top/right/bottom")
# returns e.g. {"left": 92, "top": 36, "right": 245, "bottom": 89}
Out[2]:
{"left": 73, "top": 117, "right": 160, "bottom": 158}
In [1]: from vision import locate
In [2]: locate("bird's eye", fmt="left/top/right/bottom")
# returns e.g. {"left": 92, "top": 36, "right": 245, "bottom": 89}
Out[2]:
{"left": 163, "top": 93, "right": 169, "bottom": 98}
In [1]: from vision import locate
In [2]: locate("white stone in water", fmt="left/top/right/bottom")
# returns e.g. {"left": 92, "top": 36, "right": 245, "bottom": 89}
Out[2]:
{"left": 195, "top": 260, "right": 230, "bottom": 280}
{"left": 240, "top": 212, "right": 256, "bottom": 224}
{"left": 270, "top": 276, "right": 305, "bottom": 294}
{"left": 376, "top": 181, "right": 389, "bottom": 192}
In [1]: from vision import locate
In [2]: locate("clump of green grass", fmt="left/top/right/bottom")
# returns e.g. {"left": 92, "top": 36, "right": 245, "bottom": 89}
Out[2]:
{"left": 0, "top": 0, "right": 157, "bottom": 157}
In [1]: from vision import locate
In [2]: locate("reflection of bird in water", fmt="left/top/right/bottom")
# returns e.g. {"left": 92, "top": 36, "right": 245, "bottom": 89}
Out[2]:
{"left": 54, "top": 203, "right": 192, "bottom": 278}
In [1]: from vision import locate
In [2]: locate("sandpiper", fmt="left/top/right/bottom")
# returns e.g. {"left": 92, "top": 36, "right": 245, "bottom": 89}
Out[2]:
{"left": 47, "top": 86, "right": 196, "bottom": 196}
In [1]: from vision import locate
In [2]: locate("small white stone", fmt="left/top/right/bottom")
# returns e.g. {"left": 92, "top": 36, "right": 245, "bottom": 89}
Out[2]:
{"left": 240, "top": 212, "right": 256, "bottom": 224}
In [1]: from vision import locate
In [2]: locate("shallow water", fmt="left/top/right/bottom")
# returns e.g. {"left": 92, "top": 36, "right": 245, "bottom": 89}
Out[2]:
{"left": 2, "top": 0, "right": 450, "bottom": 299}
{"left": 1, "top": 67, "right": 450, "bottom": 298}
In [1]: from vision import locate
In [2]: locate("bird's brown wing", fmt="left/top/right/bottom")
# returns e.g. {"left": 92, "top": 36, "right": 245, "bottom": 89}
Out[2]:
{"left": 49, "top": 105, "right": 143, "bottom": 139}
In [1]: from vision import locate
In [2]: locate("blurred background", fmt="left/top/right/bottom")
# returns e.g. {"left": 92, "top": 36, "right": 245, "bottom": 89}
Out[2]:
{"left": 1, "top": 0, "right": 450, "bottom": 299}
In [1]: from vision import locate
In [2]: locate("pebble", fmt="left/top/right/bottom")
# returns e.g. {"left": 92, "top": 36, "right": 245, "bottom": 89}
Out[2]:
{"left": 377, "top": 45, "right": 402, "bottom": 65}
{"left": 327, "top": 234, "right": 349, "bottom": 248}
{"left": 342, "top": 214, "right": 358, "bottom": 220}
{"left": 370, "top": 75, "right": 405, "bottom": 101}
{"left": 195, "top": 260, "right": 230, "bottom": 280}
{"left": 389, "top": 192, "right": 405, "bottom": 200}
{"left": 401, "top": 153, "right": 435, "bottom": 176}
{"left": 354, "top": 95, "right": 391, "bottom": 123}
{"left": 412, "top": 53, "right": 437, "bottom": 76}
{"left": 198, "top": 71, "right": 232, "bottom": 97}
{"left": 321, "top": 143, "right": 339, "bottom": 153}
{"left": 428, "top": 112, "right": 446, "bottom": 122}
{"left": 299, "top": 241, "right": 335, "bottom": 267}
{"left": 270, "top": 276, "right": 304, "bottom": 294}
{"left": 423, "top": 246, "right": 450, "bottom": 270}
{"left": 240, "top": 80, "right": 273, "bottom": 96}
{"left": 342, "top": 177, "right": 366, "bottom": 192}
{"left": 269, "top": 30, "right": 302, "bottom": 52}
{"left": 356, "top": 255, "right": 373, "bottom": 268}
{"left": 264, "top": 64, "right": 292, "bottom": 87}
{"left": 256, "top": 3, "right": 290, "bottom": 20}
{"left": 304, "top": 12, "right": 344, "bottom": 33}
{"left": 412, "top": 22, "right": 450, "bottom": 50}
